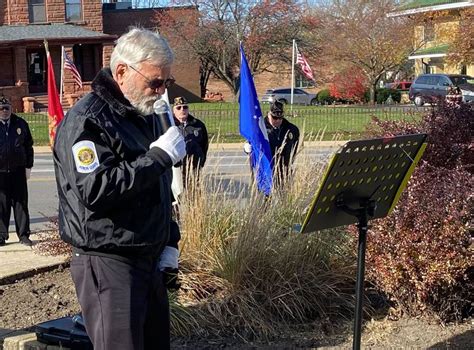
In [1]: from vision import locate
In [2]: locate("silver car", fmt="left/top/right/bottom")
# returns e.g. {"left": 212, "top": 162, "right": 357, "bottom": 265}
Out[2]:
{"left": 261, "top": 88, "right": 318, "bottom": 106}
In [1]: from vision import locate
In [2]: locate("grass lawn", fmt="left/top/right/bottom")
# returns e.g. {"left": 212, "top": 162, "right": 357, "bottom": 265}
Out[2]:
{"left": 19, "top": 104, "right": 425, "bottom": 145}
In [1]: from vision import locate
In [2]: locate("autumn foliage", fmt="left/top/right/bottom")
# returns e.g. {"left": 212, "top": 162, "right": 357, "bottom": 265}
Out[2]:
{"left": 364, "top": 102, "right": 473, "bottom": 321}
{"left": 328, "top": 67, "right": 367, "bottom": 103}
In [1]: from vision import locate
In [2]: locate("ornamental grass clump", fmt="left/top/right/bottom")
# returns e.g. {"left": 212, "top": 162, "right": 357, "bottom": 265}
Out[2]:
{"left": 175, "top": 146, "right": 356, "bottom": 338}
{"left": 364, "top": 101, "right": 473, "bottom": 321}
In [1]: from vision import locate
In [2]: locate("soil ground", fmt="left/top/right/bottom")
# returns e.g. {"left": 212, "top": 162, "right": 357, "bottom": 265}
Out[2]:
{"left": 0, "top": 267, "right": 472, "bottom": 349}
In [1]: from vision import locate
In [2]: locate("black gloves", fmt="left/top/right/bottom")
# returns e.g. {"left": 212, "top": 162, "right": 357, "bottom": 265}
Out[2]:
{"left": 162, "top": 267, "right": 181, "bottom": 291}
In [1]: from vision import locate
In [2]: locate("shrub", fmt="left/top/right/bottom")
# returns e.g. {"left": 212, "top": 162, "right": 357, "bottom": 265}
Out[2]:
{"left": 316, "top": 88, "right": 334, "bottom": 104}
{"left": 375, "top": 88, "right": 401, "bottom": 104}
{"left": 363, "top": 101, "right": 473, "bottom": 321}
{"left": 329, "top": 67, "right": 368, "bottom": 103}
{"left": 177, "top": 147, "right": 356, "bottom": 338}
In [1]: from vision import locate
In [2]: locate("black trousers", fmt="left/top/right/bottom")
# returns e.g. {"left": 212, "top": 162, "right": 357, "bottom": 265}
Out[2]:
{"left": 70, "top": 254, "right": 170, "bottom": 350}
{"left": 0, "top": 169, "right": 30, "bottom": 241}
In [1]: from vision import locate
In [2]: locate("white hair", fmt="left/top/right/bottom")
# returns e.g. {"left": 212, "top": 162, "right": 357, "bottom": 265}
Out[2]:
{"left": 110, "top": 27, "right": 174, "bottom": 73}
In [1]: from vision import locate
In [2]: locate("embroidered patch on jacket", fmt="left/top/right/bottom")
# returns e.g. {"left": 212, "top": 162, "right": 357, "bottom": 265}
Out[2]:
{"left": 72, "top": 140, "right": 100, "bottom": 173}
{"left": 193, "top": 130, "right": 199, "bottom": 137}
{"left": 17, "top": 128, "right": 21, "bottom": 135}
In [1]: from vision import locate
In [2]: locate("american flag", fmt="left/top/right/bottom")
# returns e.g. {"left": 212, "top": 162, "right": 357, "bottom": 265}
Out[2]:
{"left": 63, "top": 48, "right": 83, "bottom": 88}
{"left": 295, "top": 43, "right": 314, "bottom": 81}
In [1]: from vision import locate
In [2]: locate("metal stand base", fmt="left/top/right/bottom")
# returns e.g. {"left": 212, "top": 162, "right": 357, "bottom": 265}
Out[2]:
{"left": 336, "top": 194, "right": 376, "bottom": 350}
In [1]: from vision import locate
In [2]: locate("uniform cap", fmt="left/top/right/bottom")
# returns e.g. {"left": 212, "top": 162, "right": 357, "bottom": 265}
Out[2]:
{"left": 173, "top": 96, "right": 188, "bottom": 106}
{"left": 0, "top": 96, "right": 10, "bottom": 105}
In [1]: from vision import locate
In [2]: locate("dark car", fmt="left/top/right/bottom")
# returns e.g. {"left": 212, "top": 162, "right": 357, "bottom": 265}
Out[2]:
{"left": 260, "top": 88, "right": 318, "bottom": 106}
{"left": 409, "top": 74, "right": 474, "bottom": 106}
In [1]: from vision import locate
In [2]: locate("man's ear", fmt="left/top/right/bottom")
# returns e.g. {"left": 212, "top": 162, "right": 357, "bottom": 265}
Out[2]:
{"left": 115, "top": 63, "right": 128, "bottom": 86}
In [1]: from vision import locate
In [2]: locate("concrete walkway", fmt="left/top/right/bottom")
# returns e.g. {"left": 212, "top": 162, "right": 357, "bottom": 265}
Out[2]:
{"left": 0, "top": 233, "right": 68, "bottom": 285}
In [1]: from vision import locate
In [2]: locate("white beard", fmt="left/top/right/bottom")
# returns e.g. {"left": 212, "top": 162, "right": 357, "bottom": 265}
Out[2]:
{"left": 123, "top": 78, "right": 160, "bottom": 115}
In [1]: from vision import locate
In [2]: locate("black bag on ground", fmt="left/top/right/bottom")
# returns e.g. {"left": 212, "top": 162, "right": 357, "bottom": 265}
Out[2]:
{"left": 35, "top": 315, "right": 92, "bottom": 349}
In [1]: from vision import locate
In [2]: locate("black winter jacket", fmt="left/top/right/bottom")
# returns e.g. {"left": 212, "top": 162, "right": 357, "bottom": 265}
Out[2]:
{"left": 53, "top": 69, "right": 178, "bottom": 259}
{"left": 174, "top": 115, "right": 208, "bottom": 170}
{"left": 264, "top": 117, "right": 300, "bottom": 169}
{"left": 0, "top": 114, "right": 34, "bottom": 172}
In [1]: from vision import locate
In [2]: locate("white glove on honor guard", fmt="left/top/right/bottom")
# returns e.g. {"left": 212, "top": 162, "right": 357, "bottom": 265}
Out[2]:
{"left": 243, "top": 142, "right": 252, "bottom": 154}
{"left": 150, "top": 126, "right": 186, "bottom": 165}
{"left": 25, "top": 168, "right": 32, "bottom": 180}
{"left": 158, "top": 246, "right": 179, "bottom": 271}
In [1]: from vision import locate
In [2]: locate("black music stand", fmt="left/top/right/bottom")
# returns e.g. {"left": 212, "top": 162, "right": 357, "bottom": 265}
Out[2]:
{"left": 300, "top": 134, "right": 427, "bottom": 350}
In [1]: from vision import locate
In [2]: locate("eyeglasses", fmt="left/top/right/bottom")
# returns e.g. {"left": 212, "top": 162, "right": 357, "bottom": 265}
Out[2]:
{"left": 271, "top": 111, "right": 283, "bottom": 117}
{"left": 175, "top": 105, "right": 189, "bottom": 111}
{"left": 0, "top": 106, "right": 10, "bottom": 111}
{"left": 128, "top": 65, "right": 175, "bottom": 90}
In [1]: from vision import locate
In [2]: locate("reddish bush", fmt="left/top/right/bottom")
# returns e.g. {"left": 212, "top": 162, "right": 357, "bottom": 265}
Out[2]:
{"left": 329, "top": 68, "right": 368, "bottom": 103}
{"left": 362, "top": 102, "right": 473, "bottom": 320}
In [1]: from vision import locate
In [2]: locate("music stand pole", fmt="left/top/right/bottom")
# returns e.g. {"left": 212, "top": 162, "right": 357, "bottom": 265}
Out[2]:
{"left": 337, "top": 196, "right": 376, "bottom": 350}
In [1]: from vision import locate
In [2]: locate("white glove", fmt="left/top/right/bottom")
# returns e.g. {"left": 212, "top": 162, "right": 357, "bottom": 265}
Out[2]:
{"left": 150, "top": 126, "right": 186, "bottom": 165}
{"left": 243, "top": 142, "right": 252, "bottom": 154}
{"left": 158, "top": 246, "right": 179, "bottom": 271}
{"left": 25, "top": 168, "right": 31, "bottom": 180}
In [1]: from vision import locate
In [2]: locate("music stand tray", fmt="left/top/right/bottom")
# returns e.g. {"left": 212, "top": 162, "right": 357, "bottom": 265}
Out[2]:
{"left": 300, "top": 134, "right": 427, "bottom": 350}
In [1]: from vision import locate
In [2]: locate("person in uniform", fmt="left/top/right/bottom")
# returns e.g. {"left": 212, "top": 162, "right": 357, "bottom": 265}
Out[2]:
{"left": 53, "top": 28, "right": 186, "bottom": 350}
{"left": 0, "top": 96, "right": 34, "bottom": 247}
{"left": 172, "top": 96, "right": 209, "bottom": 185}
{"left": 264, "top": 100, "right": 300, "bottom": 186}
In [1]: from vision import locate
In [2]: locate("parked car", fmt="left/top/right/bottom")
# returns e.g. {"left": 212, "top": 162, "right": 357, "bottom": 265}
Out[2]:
{"left": 260, "top": 88, "right": 318, "bottom": 106}
{"left": 384, "top": 81, "right": 412, "bottom": 90}
{"left": 409, "top": 74, "right": 474, "bottom": 106}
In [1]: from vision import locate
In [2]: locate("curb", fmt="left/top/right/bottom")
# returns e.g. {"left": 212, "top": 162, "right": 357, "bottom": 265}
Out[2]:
{"left": 0, "top": 262, "right": 69, "bottom": 286}
{"left": 1, "top": 331, "right": 66, "bottom": 350}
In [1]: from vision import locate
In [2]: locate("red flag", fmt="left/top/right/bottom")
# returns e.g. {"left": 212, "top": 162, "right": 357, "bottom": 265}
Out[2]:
{"left": 63, "top": 47, "right": 83, "bottom": 88}
{"left": 45, "top": 40, "right": 64, "bottom": 147}
{"left": 295, "top": 43, "right": 315, "bottom": 81}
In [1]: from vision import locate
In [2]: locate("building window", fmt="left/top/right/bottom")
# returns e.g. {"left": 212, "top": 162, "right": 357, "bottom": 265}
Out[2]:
{"left": 65, "top": 0, "right": 82, "bottom": 22}
{"left": 28, "top": 0, "right": 46, "bottom": 23}
{"left": 295, "top": 73, "right": 314, "bottom": 88}
{"left": 423, "top": 22, "right": 435, "bottom": 42}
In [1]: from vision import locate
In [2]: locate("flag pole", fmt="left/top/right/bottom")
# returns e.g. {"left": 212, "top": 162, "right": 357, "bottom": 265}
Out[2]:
{"left": 290, "top": 39, "right": 295, "bottom": 114}
{"left": 60, "top": 46, "right": 65, "bottom": 105}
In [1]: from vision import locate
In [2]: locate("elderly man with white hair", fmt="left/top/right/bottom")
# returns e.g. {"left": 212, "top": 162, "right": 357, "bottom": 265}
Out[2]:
{"left": 53, "top": 28, "right": 185, "bottom": 350}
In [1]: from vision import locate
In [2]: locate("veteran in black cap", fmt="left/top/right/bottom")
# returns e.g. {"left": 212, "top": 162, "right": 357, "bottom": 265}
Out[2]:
{"left": 172, "top": 96, "right": 209, "bottom": 185}
{"left": 264, "top": 100, "right": 300, "bottom": 185}
{"left": 0, "top": 96, "right": 34, "bottom": 246}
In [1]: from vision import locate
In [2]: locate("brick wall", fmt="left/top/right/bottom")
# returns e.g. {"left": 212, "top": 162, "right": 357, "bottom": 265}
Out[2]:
{"left": 83, "top": 0, "right": 103, "bottom": 32}
{"left": 47, "top": 0, "right": 66, "bottom": 23}
{"left": 0, "top": 85, "right": 28, "bottom": 112}
{"left": 5, "top": 0, "right": 29, "bottom": 24}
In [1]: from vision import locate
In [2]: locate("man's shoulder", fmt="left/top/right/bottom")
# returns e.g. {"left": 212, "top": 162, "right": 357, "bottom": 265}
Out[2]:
{"left": 188, "top": 115, "right": 206, "bottom": 128}
{"left": 64, "top": 93, "right": 106, "bottom": 124}
{"left": 283, "top": 118, "right": 299, "bottom": 131}
{"left": 10, "top": 114, "right": 29, "bottom": 127}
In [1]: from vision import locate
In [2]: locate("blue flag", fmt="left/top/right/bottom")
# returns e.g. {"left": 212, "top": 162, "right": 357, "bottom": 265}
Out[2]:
{"left": 239, "top": 45, "right": 273, "bottom": 195}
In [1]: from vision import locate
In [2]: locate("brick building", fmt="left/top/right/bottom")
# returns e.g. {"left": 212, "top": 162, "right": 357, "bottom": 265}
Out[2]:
{"left": 0, "top": 0, "right": 201, "bottom": 112}
{"left": 102, "top": 4, "right": 201, "bottom": 103}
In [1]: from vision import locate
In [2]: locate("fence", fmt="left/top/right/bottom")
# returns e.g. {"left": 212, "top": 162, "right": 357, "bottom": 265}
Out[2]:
{"left": 21, "top": 104, "right": 431, "bottom": 145}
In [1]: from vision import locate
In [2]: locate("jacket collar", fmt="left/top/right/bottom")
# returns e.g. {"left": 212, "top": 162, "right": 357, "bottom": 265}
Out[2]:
{"left": 92, "top": 68, "right": 141, "bottom": 118}
{"left": 174, "top": 114, "right": 196, "bottom": 126}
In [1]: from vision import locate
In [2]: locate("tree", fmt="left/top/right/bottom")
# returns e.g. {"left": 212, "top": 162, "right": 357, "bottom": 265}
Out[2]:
{"left": 318, "top": 0, "right": 414, "bottom": 104}
{"left": 156, "top": 0, "right": 320, "bottom": 98}
{"left": 447, "top": 8, "right": 474, "bottom": 68}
